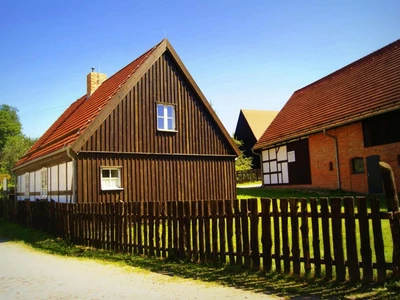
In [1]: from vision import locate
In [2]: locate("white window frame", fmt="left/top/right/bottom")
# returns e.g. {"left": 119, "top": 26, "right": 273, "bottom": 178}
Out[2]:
{"left": 24, "top": 173, "right": 30, "bottom": 198}
{"left": 100, "top": 167, "right": 122, "bottom": 191}
{"left": 157, "top": 103, "right": 176, "bottom": 131}
{"left": 41, "top": 168, "right": 48, "bottom": 199}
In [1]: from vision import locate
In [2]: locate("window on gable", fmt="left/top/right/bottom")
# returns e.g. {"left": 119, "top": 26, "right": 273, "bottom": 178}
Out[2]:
{"left": 24, "top": 173, "right": 30, "bottom": 198}
{"left": 157, "top": 103, "right": 176, "bottom": 131}
{"left": 351, "top": 157, "right": 365, "bottom": 174}
{"left": 41, "top": 168, "right": 47, "bottom": 199}
{"left": 101, "top": 167, "right": 122, "bottom": 190}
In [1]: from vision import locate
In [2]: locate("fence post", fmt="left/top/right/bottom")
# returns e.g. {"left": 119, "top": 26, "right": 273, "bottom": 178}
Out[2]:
{"left": 379, "top": 161, "right": 400, "bottom": 277}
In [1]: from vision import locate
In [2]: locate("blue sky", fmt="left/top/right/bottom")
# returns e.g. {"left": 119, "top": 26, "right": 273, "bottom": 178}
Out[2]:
{"left": 1, "top": 0, "right": 399, "bottom": 138}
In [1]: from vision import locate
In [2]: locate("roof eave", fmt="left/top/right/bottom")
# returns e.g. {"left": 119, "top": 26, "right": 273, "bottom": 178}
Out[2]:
{"left": 12, "top": 147, "right": 73, "bottom": 175}
{"left": 254, "top": 104, "right": 400, "bottom": 150}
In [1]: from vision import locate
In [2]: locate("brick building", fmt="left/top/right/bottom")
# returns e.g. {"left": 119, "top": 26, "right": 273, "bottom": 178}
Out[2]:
{"left": 253, "top": 40, "right": 400, "bottom": 194}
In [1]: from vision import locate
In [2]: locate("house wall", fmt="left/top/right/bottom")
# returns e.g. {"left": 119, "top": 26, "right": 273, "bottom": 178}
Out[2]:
{"left": 78, "top": 51, "right": 237, "bottom": 202}
{"left": 16, "top": 161, "right": 74, "bottom": 202}
{"left": 309, "top": 121, "right": 400, "bottom": 193}
{"left": 81, "top": 52, "right": 232, "bottom": 156}
{"left": 76, "top": 153, "right": 236, "bottom": 203}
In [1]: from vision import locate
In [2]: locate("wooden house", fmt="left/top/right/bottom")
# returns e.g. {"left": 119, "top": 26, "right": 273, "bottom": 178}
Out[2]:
{"left": 13, "top": 39, "right": 240, "bottom": 203}
{"left": 234, "top": 109, "right": 278, "bottom": 169}
{"left": 254, "top": 39, "right": 400, "bottom": 194}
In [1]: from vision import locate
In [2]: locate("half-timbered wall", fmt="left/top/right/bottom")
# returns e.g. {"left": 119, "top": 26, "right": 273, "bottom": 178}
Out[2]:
{"left": 16, "top": 161, "right": 74, "bottom": 202}
{"left": 76, "top": 153, "right": 236, "bottom": 203}
{"left": 262, "top": 139, "right": 312, "bottom": 186}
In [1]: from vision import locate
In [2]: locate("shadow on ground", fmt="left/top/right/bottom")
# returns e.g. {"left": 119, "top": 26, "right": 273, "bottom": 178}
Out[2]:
{"left": 0, "top": 218, "right": 399, "bottom": 299}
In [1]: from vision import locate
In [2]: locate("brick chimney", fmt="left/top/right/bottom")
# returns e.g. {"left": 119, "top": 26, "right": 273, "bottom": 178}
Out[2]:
{"left": 87, "top": 68, "right": 106, "bottom": 98}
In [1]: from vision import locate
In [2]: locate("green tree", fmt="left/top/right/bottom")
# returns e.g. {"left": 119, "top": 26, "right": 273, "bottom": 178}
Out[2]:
{"left": 0, "top": 134, "right": 37, "bottom": 176}
{"left": 0, "top": 105, "right": 22, "bottom": 152}
{"left": 233, "top": 137, "right": 253, "bottom": 172}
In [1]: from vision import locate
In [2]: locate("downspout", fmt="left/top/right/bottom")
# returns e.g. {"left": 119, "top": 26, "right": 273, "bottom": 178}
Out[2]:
{"left": 323, "top": 129, "right": 341, "bottom": 190}
{"left": 66, "top": 146, "right": 77, "bottom": 203}
{"left": 252, "top": 148, "right": 263, "bottom": 186}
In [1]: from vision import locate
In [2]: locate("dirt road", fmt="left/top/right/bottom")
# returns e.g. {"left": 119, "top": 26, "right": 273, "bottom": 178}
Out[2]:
{"left": 0, "top": 240, "right": 281, "bottom": 300}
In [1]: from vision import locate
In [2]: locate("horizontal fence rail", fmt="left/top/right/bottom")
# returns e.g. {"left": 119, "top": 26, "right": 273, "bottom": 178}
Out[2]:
{"left": 0, "top": 197, "right": 398, "bottom": 283}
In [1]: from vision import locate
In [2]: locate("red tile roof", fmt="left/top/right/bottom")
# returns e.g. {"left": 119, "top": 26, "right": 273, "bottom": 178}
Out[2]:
{"left": 16, "top": 42, "right": 160, "bottom": 166}
{"left": 254, "top": 39, "right": 400, "bottom": 150}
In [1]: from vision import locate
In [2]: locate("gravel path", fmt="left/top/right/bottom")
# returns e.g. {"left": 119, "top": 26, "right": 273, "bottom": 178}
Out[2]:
{"left": 0, "top": 240, "right": 281, "bottom": 300}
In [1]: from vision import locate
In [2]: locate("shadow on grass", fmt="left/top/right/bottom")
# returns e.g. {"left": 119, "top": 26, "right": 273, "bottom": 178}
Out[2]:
{"left": 1, "top": 218, "right": 399, "bottom": 299}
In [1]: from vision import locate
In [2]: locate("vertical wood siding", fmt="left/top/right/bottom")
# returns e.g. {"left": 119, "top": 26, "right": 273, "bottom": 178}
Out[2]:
{"left": 81, "top": 52, "right": 232, "bottom": 155}
{"left": 76, "top": 153, "right": 236, "bottom": 203}
{"left": 77, "top": 51, "right": 236, "bottom": 203}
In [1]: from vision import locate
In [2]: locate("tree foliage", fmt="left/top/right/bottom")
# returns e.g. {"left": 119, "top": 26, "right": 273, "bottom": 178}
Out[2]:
{"left": 0, "top": 105, "right": 22, "bottom": 152}
{"left": 233, "top": 137, "right": 253, "bottom": 172}
{"left": 0, "top": 134, "right": 37, "bottom": 176}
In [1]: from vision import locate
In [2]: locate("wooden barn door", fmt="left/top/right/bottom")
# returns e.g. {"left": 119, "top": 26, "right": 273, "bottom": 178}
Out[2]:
{"left": 366, "top": 155, "right": 383, "bottom": 194}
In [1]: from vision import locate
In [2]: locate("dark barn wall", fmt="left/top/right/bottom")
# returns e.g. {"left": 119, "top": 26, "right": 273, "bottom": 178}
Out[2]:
{"left": 234, "top": 112, "right": 259, "bottom": 168}
{"left": 78, "top": 52, "right": 237, "bottom": 202}
{"left": 82, "top": 52, "right": 232, "bottom": 156}
{"left": 76, "top": 153, "right": 236, "bottom": 203}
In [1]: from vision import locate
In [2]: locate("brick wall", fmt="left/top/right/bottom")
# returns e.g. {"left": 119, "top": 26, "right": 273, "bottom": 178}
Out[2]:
{"left": 309, "top": 121, "right": 400, "bottom": 193}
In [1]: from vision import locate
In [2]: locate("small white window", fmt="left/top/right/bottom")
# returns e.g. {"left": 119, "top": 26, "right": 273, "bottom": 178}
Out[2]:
{"left": 24, "top": 173, "right": 30, "bottom": 198}
{"left": 101, "top": 167, "right": 122, "bottom": 190}
{"left": 41, "top": 168, "right": 47, "bottom": 199}
{"left": 157, "top": 103, "right": 175, "bottom": 131}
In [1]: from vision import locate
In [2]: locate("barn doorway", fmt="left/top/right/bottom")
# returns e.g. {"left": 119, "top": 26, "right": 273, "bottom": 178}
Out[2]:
{"left": 366, "top": 155, "right": 383, "bottom": 194}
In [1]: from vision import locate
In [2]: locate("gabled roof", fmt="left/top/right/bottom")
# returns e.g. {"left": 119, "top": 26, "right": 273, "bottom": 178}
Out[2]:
{"left": 254, "top": 39, "right": 400, "bottom": 150}
{"left": 237, "top": 109, "right": 278, "bottom": 140}
{"left": 14, "top": 39, "right": 239, "bottom": 173}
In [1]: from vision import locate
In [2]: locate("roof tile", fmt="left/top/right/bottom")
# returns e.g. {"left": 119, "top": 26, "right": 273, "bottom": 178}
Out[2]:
{"left": 16, "top": 42, "right": 160, "bottom": 166}
{"left": 255, "top": 39, "right": 400, "bottom": 149}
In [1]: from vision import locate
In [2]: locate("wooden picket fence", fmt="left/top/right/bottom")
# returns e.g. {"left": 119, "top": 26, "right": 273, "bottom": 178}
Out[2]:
{"left": 0, "top": 196, "right": 398, "bottom": 283}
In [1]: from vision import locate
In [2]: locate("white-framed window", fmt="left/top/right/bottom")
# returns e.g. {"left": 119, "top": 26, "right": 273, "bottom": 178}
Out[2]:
{"left": 24, "top": 173, "right": 30, "bottom": 198}
{"left": 41, "top": 168, "right": 47, "bottom": 199}
{"left": 101, "top": 167, "right": 122, "bottom": 190}
{"left": 157, "top": 103, "right": 176, "bottom": 131}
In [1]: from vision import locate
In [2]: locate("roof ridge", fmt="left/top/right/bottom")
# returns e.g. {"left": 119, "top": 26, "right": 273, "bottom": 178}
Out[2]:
{"left": 294, "top": 39, "right": 400, "bottom": 95}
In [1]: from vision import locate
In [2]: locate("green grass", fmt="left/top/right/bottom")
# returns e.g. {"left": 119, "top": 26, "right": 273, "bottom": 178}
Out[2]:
{"left": 237, "top": 186, "right": 363, "bottom": 199}
{"left": 1, "top": 217, "right": 400, "bottom": 299}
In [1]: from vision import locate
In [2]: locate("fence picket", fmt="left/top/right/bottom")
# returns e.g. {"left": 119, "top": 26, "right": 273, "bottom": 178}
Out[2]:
{"left": 218, "top": 200, "right": 226, "bottom": 264}
{"left": 198, "top": 200, "right": 205, "bottom": 263}
{"left": 184, "top": 201, "right": 192, "bottom": 261}
{"left": 272, "top": 199, "right": 281, "bottom": 273}
{"left": 233, "top": 199, "right": 242, "bottom": 266}
{"left": 192, "top": 201, "right": 198, "bottom": 262}
{"left": 290, "top": 198, "right": 300, "bottom": 275}
{"left": 241, "top": 199, "right": 250, "bottom": 268}
{"left": 331, "top": 197, "right": 346, "bottom": 282}
{"left": 300, "top": 198, "right": 311, "bottom": 274}
{"left": 310, "top": 198, "right": 321, "bottom": 277}
{"left": 280, "top": 198, "right": 290, "bottom": 273}
{"left": 320, "top": 197, "right": 332, "bottom": 280}
{"left": 226, "top": 199, "right": 235, "bottom": 266}
{"left": 371, "top": 196, "right": 387, "bottom": 282}
{"left": 344, "top": 196, "right": 360, "bottom": 282}
{"left": 261, "top": 198, "right": 272, "bottom": 272}
{"left": 250, "top": 198, "right": 260, "bottom": 269}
